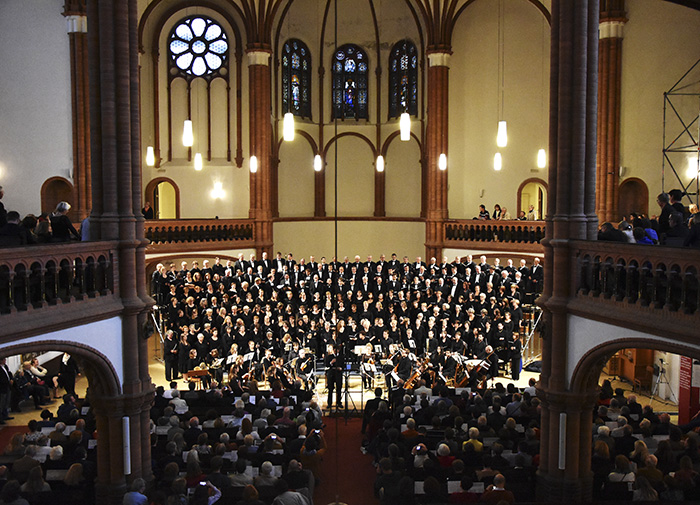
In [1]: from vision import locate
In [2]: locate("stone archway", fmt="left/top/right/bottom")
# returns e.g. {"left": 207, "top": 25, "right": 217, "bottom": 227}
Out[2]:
{"left": 517, "top": 177, "right": 548, "bottom": 219}
{"left": 1, "top": 339, "right": 153, "bottom": 505}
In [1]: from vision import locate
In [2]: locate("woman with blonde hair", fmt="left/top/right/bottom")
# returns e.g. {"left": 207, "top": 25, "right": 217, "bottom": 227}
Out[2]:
{"left": 63, "top": 463, "right": 84, "bottom": 486}
{"left": 630, "top": 439, "right": 650, "bottom": 469}
{"left": 49, "top": 201, "right": 80, "bottom": 242}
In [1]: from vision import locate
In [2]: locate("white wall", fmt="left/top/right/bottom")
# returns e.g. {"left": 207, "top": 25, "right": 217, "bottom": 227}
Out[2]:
{"left": 3, "top": 317, "right": 124, "bottom": 388}
{"left": 273, "top": 220, "right": 424, "bottom": 261}
{"left": 0, "top": 0, "right": 72, "bottom": 215}
{"left": 448, "top": 0, "right": 549, "bottom": 219}
{"left": 620, "top": 0, "right": 700, "bottom": 214}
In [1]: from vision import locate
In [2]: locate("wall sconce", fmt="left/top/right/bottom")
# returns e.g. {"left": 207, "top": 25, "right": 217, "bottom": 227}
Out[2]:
{"left": 438, "top": 153, "right": 447, "bottom": 171}
{"left": 249, "top": 155, "right": 258, "bottom": 173}
{"left": 145, "top": 146, "right": 155, "bottom": 167}
{"left": 314, "top": 154, "right": 323, "bottom": 172}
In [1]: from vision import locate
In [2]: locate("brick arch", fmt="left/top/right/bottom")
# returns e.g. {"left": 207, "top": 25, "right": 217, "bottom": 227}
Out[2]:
{"left": 0, "top": 340, "right": 121, "bottom": 397}
{"left": 570, "top": 337, "right": 700, "bottom": 395}
{"left": 145, "top": 177, "right": 181, "bottom": 219}
{"left": 516, "top": 177, "right": 548, "bottom": 217}
{"left": 41, "top": 177, "right": 76, "bottom": 222}
{"left": 619, "top": 177, "right": 649, "bottom": 219}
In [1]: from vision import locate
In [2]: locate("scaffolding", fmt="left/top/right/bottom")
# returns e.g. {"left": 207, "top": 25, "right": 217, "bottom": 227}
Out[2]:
{"left": 663, "top": 58, "right": 700, "bottom": 207}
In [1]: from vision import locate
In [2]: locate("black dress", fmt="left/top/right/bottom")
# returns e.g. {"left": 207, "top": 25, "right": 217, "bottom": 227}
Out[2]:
{"left": 50, "top": 213, "right": 80, "bottom": 242}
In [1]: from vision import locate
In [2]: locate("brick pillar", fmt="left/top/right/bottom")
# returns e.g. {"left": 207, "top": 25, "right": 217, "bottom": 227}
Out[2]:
{"left": 537, "top": 0, "right": 599, "bottom": 501}
{"left": 63, "top": 0, "right": 91, "bottom": 221}
{"left": 425, "top": 51, "right": 450, "bottom": 261}
{"left": 247, "top": 49, "right": 273, "bottom": 257}
{"left": 596, "top": 1, "right": 626, "bottom": 223}
{"left": 86, "top": 0, "right": 153, "bottom": 501}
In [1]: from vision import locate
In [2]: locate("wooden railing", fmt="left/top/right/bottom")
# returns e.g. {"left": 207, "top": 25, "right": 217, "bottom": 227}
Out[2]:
{"left": 570, "top": 240, "right": 700, "bottom": 342}
{"left": 144, "top": 219, "right": 255, "bottom": 253}
{"left": 444, "top": 219, "right": 545, "bottom": 253}
{"left": 0, "top": 241, "right": 118, "bottom": 315}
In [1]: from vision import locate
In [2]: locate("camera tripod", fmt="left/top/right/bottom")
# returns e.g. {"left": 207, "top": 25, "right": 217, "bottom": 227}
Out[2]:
{"left": 651, "top": 359, "right": 677, "bottom": 404}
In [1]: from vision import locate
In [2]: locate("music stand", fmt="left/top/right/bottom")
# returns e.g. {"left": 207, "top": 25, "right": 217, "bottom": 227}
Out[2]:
{"left": 342, "top": 363, "right": 360, "bottom": 419}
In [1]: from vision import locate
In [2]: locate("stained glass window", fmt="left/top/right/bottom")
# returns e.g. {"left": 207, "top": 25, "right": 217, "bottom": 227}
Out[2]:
{"left": 282, "top": 39, "right": 311, "bottom": 119}
{"left": 332, "top": 44, "right": 369, "bottom": 120}
{"left": 168, "top": 16, "right": 228, "bottom": 81}
{"left": 389, "top": 40, "right": 418, "bottom": 119}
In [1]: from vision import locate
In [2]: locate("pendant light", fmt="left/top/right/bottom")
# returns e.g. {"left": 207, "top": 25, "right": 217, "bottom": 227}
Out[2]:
{"left": 283, "top": 112, "right": 295, "bottom": 142}
{"left": 496, "top": 121, "right": 508, "bottom": 148}
{"left": 249, "top": 155, "right": 258, "bottom": 173}
{"left": 145, "top": 146, "right": 155, "bottom": 167}
{"left": 376, "top": 155, "right": 385, "bottom": 173}
{"left": 494, "top": 152, "right": 502, "bottom": 171}
{"left": 400, "top": 112, "right": 411, "bottom": 141}
{"left": 537, "top": 149, "right": 547, "bottom": 169}
{"left": 314, "top": 154, "right": 323, "bottom": 172}
{"left": 438, "top": 153, "right": 447, "bottom": 171}
{"left": 194, "top": 152, "right": 203, "bottom": 171}
{"left": 495, "top": 0, "right": 508, "bottom": 148}
{"left": 182, "top": 120, "right": 194, "bottom": 147}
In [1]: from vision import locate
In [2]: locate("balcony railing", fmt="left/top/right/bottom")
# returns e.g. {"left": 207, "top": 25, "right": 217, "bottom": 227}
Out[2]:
{"left": 0, "top": 241, "right": 118, "bottom": 315}
{"left": 570, "top": 240, "right": 700, "bottom": 342}
{"left": 444, "top": 219, "right": 545, "bottom": 253}
{"left": 144, "top": 219, "right": 255, "bottom": 253}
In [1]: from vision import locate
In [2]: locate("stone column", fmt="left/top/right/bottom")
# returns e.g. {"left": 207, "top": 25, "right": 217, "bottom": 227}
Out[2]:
{"left": 537, "top": 0, "right": 600, "bottom": 501}
{"left": 424, "top": 50, "right": 450, "bottom": 261}
{"left": 247, "top": 48, "right": 273, "bottom": 257}
{"left": 63, "top": 0, "right": 91, "bottom": 221}
{"left": 86, "top": 0, "right": 153, "bottom": 501}
{"left": 596, "top": 1, "right": 626, "bottom": 223}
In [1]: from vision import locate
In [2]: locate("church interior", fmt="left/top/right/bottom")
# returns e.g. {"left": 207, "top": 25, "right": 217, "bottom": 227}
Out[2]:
{"left": 1, "top": 0, "right": 700, "bottom": 503}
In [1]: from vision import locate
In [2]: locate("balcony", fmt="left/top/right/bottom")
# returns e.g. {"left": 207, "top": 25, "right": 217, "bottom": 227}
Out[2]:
{"left": 444, "top": 219, "right": 545, "bottom": 254}
{"left": 570, "top": 240, "right": 700, "bottom": 344}
{"left": 144, "top": 218, "right": 255, "bottom": 254}
{"left": 0, "top": 241, "right": 122, "bottom": 341}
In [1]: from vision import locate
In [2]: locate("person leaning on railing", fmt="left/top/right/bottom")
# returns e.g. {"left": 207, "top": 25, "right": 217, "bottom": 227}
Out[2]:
{"left": 49, "top": 201, "right": 81, "bottom": 242}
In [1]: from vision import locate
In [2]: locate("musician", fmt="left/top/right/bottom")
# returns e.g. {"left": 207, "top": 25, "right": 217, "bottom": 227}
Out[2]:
{"left": 360, "top": 344, "right": 377, "bottom": 390}
{"left": 293, "top": 349, "right": 312, "bottom": 387}
{"left": 325, "top": 344, "right": 344, "bottom": 410}
{"left": 396, "top": 349, "right": 413, "bottom": 382}
{"left": 163, "top": 330, "right": 180, "bottom": 382}
{"left": 509, "top": 333, "right": 522, "bottom": 381}
{"left": 442, "top": 350, "right": 459, "bottom": 379}
{"left": 206, "top": 348, "right": 225, "bottom": 384}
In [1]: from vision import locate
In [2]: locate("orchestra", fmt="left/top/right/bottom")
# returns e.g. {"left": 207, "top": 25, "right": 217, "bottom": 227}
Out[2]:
{"left": 155, "top": 253, "right": 536, "bottom": 398}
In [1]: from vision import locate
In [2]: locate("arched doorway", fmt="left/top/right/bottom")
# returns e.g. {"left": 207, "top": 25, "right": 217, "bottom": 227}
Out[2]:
{"left": 41, "top": 177, "right": 76, "bottom": 222}
{"left": 517, "top": 178, "right": 548, "bottom": 219}
{"left": 145, "top": 178, "right": 180, "bottom": 219}
{"left": 619, "top": 178, "right": 649, "bottom": 220}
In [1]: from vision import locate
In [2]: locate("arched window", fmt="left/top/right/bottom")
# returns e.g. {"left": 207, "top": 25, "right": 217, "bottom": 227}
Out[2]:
{"left": 282, "top": 39, "right": 311, "bottom": 119}
{"left": 388, "top": 40, "right": 418, "bottom": 119}
{"left": 168, "top": 16, "right": 229, "bottom": 80}
{"left": 332, "top": 44, "right": 369, "bottom": 120}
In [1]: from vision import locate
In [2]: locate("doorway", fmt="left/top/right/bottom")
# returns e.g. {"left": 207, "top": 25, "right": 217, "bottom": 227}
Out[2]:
{"left": 517, "top": 178, "right": 548, "bottom": 220}
{"left": 619, "top": 178, "right": 649, "bottom": 220}
{"left": 145, "top": 178, "right": 180, "bottom": 219}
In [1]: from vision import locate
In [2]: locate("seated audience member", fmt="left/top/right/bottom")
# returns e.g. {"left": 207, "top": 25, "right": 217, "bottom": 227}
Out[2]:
{"left": 448, "top": 476, "right": 480, "bottom": 503}
{"left": 122, "top": 478, "right": 148, "bottom": 505}
{"left": 239, "top": 485, "right": 266, "bottom": 505}
{"left": 20, "top": 466, "right": 50, "bottom": 495}
{"left": 0, "top": 480, "right": 28, "bottom": 505}
{"left": 230, "top": 459, "right": 253, "bottom": 487}
{"left": 480, "top": 473, "right": 515, "bottom": 505}
{"left": 608, "top": 455, "right": 636, "bottom": 482}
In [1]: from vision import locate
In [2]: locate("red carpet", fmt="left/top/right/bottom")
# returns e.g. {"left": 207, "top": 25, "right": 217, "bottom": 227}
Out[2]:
{"left": 315, "top": 416, "right": 379, "bottom": 505}
{"left": 0, "top": 426, "right": 26, "bottom": 451}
